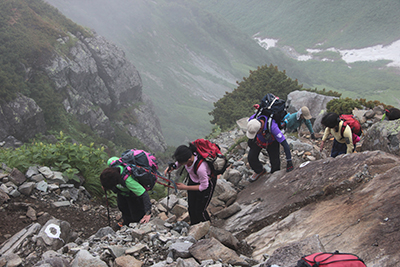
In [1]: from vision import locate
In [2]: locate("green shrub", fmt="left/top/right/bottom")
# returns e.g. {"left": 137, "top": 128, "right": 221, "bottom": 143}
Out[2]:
{"left": 0, "top": 131, "right": 108, "bottom": 198}
{"left": 326, "top": 97, "right": 392, "bottom": 115}
{"left": 326, "top": 98, "right": 363, "bottom": 115}
{"left": 303, "top": 88, "right": 342, "bottom": 97}
{"left": 210, "top": 64, "right": 303, "bottom": 130}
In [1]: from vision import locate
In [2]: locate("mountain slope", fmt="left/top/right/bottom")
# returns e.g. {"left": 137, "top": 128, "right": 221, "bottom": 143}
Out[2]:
{"left": 196, "top": 0, "right": 400, "bottom": 51}
{"left": 44, "top": 0, "right": 307, "bottom": 146}
{"left": 197, "top": 0, "right": 400, "bottom": 107}
{"left": 0, "top": 0, "right": 166, "bottom": 152}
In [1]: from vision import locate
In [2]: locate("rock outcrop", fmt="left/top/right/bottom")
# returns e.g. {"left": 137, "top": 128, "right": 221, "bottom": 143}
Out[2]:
{"left": 361, "top": 119, "right": 400, "bottom": 155}
{"left": 0, "top": 31, "right": 166, "bottom": 152}
{"left": 0, "top": 94, "right": 46, "bottom": 148}
{"left": 286, "top": 90, "right": 338, "bottom": 133}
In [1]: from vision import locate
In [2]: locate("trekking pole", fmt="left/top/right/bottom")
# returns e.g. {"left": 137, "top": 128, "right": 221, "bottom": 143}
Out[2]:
{"left": 166, "top": 171, "right": 171, "bottom": 216}
{"left": 104, "top": 189, "right": 111, "bottom": 227}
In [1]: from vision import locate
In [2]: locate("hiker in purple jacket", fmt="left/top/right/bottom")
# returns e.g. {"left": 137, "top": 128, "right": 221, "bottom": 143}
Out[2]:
{"left": 246, "top": 113, "right": 293, "bottom": 182}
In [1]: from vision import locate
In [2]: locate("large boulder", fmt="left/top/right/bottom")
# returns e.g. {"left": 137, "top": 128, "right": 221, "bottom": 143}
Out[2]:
{"left": 361, "top": 119, "right": 400, "bottom": 156}
{"left": 286, "top": 90, "right": 338, "bottom": 133}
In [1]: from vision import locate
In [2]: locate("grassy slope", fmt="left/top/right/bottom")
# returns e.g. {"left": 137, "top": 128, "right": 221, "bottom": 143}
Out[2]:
{"left": 46, "top": 0, "right": 299, "bottom": 146}
{"left": 197, "top": 0, "right": 400, "bottom": 51}
{"left": 197, "top": 0, "right": 400, "bottom": 106}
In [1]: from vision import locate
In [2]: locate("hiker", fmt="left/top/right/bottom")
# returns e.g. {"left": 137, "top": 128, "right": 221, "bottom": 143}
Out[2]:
{"left": 100, "top": 156, "right": 152, "bottom": 227}
{"left": 282, "top": 106, "right": 316, "bottom": 139}
{"left": 246, "top": 113, "right": 294, "bottom": 182}
{"left": 164, "top": 143, "right": 217, "bottom": 225}
{"left": 319, "top": 112, "right": 355, "bottom": 157}
{"left": 382, "top": 107, "right": 400, "bottom": 121}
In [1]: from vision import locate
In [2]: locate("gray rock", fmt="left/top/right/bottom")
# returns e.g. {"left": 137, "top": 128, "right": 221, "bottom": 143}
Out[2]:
{"left": 215, "top": 202, "right": 241, "bottom": 219}
{"left": 19, "top": 182, "right": 36, "bottom": 196}
{"left": 0, "top": 93, "right": 46, "bottom": 143}
{"left": 36, "top": 219, "right": 71, "bottom": 251}
{"left": 189, "top": 237, "right": 248, "bottom": 266}
{"left": 70, "top": 249, "right": 108, "bottom": 267}
{"left": 263, "top": 234, "right": 324, "bottom": 267}
{"left": 361, "top": 120, "right": 400, "bottom": 155}
{"left": 9, "top": 168, "right": 26, "bottom": 186}
{"left": 169, "top": 241, "right": 194, "bottom": 259}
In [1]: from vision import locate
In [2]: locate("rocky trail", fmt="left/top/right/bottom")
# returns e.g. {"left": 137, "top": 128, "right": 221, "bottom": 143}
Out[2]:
{"left": 2, "top": 90, "right": 400, "bottom": 266}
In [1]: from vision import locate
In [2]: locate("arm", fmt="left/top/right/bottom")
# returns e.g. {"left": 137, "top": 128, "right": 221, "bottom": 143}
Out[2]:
{"left": 138, "top": 191, "right": 152, "bottom": 223}
{"left": 270, "top": 121, "right": 293, "bottom": 171}
{"left": 342, "top": 125, "right": 354, "bottom": 154}
{"left": 176, "top": 183, "right": 200, "bottom": 191}
{"left": 320, "top": 127, "right": 330, "bottom": 151}
{"left": 177, "top": 159, "right": 210, "bottom": 191}
{"left": 304, "top": 119, "right": 314, "bottom": 134}
{"left": 280, "top": 140, "right": 292, "bottom": 162}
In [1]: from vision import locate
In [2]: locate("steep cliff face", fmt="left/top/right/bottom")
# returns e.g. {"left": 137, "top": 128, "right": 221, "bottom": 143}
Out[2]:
{"left": 1, "top": 30, "right": 166, "bottom": 152}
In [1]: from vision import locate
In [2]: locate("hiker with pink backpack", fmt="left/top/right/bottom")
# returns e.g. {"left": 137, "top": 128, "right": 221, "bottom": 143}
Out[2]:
{"left": 320, "top": 112, "right": 362, "bottom": 158}
{"left": 100, "top": 149, "right": 160, "bottom": 227}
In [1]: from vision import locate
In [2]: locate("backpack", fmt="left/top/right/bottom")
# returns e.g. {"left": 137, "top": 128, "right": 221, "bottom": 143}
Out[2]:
{"left": 110, "top": 149, "right": 158, "bottom": 191}
{"left": 297, "top": 251, "right": 366, "bottom": 267}
{"left": 191, "top": 139, "right": 229, "bottom": 177}
{"left": 340, "top": 114, "right": 362, "bottom": 137}
{"left": 255, "top": 93, "right": 287, "bottom": 131}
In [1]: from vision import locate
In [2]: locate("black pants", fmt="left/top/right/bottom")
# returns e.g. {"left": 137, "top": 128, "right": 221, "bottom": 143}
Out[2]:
{"left": 248, "top": 139, "right": 281, "bottom": 174}
{"left": 187, "top": 175, "right": 217, "bottom": 225}
{"left": 330, "top": 139, "right": 355, "bottom": 158}
{"left": 117, "top": 193, "right": 145, "bottom": 225}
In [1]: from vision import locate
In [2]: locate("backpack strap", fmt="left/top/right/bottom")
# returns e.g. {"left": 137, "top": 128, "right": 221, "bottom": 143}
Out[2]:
{"left": 340, "top": 120, "right": 348, "bottom": 138}
{"left": 193, "top": 158, "right": 203, "bottom": 176}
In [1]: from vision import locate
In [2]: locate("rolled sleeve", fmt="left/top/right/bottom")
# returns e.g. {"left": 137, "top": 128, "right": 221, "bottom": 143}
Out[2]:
{"left": 195, "top": 162, "right": 210, "bottom": 191}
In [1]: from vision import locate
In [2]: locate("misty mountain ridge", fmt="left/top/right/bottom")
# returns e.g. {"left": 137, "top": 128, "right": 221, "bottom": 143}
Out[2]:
{"left": 198, "top": 0, "right": 400, "bottom": 105}
{"left": 45, "top": 0, "right": 400, "bottom": 146}
{"left": 2, "top": 0, "right": 400, "bottom": 150}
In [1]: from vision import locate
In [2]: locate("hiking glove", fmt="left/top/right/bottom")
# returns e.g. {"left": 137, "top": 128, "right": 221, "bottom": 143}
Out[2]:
{"left": 286, "top": 160, "right": 294, "bottom": 172}
{"left": 311, "top": 133, "right": 316, "bottom": 140}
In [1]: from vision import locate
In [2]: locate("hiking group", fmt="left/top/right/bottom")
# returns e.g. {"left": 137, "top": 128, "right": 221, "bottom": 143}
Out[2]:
{"left": 99, "top": 92, "right": 364, "bottom": 227}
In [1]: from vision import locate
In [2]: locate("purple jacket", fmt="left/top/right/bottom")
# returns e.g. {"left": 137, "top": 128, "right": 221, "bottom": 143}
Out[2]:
{"left": 249, "top": 114, "right": 286, "bottom": 148}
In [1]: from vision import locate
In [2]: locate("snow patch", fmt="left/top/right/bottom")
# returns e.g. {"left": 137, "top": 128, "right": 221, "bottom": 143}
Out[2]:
{"left": 254, "top": 36, "right": 400, "bottom": 69}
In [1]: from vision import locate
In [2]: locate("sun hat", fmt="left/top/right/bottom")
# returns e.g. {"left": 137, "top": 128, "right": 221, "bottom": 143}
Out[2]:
{"left": 301, "top": 106, "right": 312, "bottom": 120}
{"left": 246, "top": 119, "right": 261, "bottom": 139}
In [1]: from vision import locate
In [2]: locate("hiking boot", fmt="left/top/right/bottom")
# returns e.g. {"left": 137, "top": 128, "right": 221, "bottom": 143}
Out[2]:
{"left": 249, "top": 168, "right": 267, "bottom": 182}
{"left": 114, "top": 221, "right": 123, "bottom": 231}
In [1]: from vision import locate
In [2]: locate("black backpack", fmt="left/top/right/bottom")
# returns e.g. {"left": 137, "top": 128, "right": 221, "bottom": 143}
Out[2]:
{"left": 255, "top": 93, "right": 287, "bottom": 131}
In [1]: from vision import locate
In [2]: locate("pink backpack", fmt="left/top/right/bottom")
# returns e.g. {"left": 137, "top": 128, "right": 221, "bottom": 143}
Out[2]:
{"left": 110, "top": 149, "right": 158, "bottom": 190}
